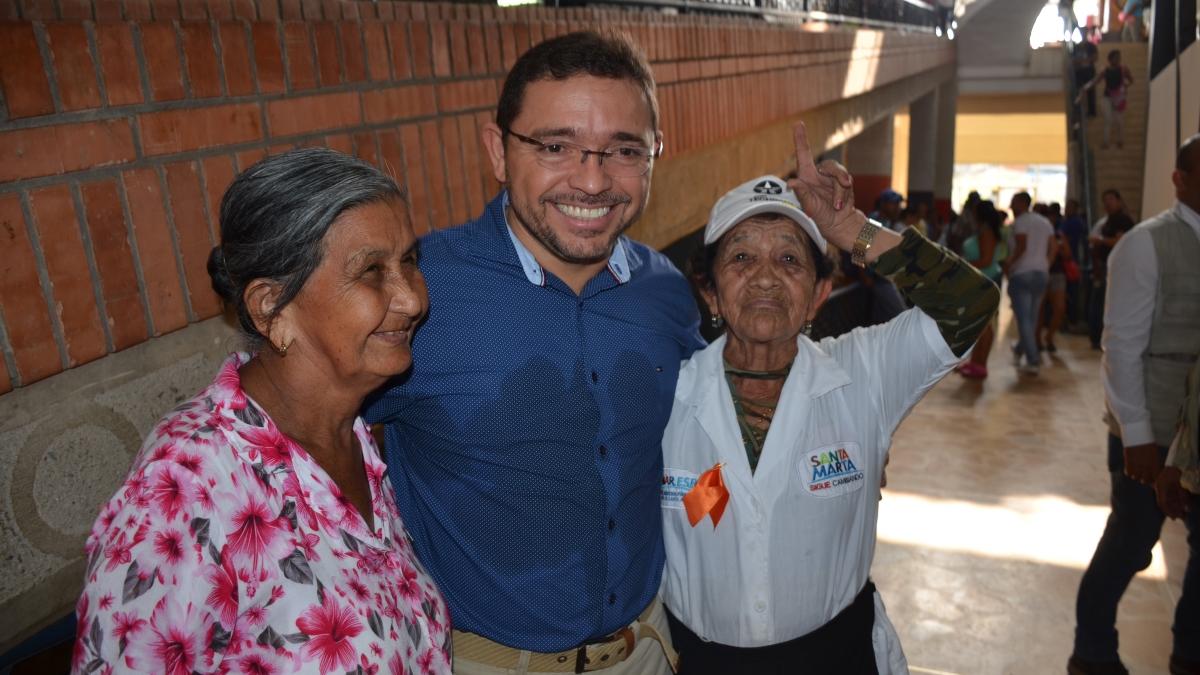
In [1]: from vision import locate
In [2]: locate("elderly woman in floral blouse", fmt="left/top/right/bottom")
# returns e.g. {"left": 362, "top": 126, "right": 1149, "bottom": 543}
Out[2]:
{"left": 71, "top": 148, "right": 450, "bottom": 675}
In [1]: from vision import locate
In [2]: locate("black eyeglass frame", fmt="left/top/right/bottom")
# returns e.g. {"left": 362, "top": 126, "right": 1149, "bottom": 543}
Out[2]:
{"left": 502, "top": 127, "right": 664, "bottom": 176}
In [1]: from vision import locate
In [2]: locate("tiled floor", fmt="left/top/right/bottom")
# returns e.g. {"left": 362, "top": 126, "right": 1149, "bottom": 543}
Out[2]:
{"left": 874, "top": 308, "right": 1189, "bottom": 675}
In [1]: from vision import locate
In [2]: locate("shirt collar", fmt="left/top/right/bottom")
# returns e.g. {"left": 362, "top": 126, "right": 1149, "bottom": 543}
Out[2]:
{"left": 1176, "top": 201, "right": 1200, "bottom": 233}
{"left": 501, "top": 191, "right": 633, "bottom": 287}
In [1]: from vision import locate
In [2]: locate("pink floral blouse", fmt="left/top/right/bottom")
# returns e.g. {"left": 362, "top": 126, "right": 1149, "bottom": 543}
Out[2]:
{"left": 72, "top": 353, "right": 451, "bottom": 675}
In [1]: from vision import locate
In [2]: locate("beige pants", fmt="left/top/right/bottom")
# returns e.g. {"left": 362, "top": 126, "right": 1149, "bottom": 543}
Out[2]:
{"left": 452, "top": 599, "right": 675, "bottom": 675}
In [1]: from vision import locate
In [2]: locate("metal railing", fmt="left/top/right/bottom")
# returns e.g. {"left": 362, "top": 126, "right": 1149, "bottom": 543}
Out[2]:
{"left": 551, "top": 0, "right": 949, "bottom": 32}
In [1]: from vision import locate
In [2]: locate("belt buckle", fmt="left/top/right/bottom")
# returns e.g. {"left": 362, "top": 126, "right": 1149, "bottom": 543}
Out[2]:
{"left": 573, "top": 627, "right": 636, "bottom": 673}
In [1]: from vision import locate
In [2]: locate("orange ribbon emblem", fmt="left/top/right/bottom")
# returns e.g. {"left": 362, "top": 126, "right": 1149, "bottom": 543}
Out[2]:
{"left": 682, "top": 463, "right": 730, "bottom": 528}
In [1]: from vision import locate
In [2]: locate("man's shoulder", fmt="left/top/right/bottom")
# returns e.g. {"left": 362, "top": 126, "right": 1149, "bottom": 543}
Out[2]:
{"left": 623, "top": 237, "right": 689, "bottom": 287}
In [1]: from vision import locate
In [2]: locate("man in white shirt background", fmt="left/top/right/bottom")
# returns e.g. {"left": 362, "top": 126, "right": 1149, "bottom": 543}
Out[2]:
{"left": 1087, "top": 189, "right": 1133, "bottom": 349}
{"left": 1003, "top": 192, "right": 1056, "bottom": 375}
{"left": 1069, "top": 134, "right": 1200, "bottom": 675}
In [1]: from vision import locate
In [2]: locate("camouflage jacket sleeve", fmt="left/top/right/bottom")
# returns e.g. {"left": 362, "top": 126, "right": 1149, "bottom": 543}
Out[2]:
{"left": 871, "top": 228, "right": 1001, "bottom": 357}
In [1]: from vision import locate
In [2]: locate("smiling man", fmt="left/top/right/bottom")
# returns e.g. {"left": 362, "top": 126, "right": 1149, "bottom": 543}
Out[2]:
{"left": 365, "top": 32, "right": 704, "bottom": 674}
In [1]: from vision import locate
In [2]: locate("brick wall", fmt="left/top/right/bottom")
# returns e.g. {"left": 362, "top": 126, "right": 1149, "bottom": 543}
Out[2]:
{"left": 0, "top": 0, "right": 953, "bottom": 393}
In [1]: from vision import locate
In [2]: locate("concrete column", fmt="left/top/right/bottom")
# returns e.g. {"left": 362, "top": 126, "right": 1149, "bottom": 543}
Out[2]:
{"left": 933, "top": 78, "right": 958, "bottom": 223}
{"left": 846, "top": 114, "right": 894, "bottom": 214}
{"left": 906, "top": 89, "right": 938, "bottom": 215}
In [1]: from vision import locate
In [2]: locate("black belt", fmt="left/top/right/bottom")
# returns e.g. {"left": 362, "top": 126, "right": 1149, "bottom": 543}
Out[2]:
{"left": 666, "top": 581, "right": 879, "bottom": 675}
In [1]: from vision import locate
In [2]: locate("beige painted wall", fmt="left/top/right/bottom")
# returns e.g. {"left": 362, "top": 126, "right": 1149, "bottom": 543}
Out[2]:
{"left": 955, "top": 93, "right": 1068, "bottom": 165}
{"left": 1142, "top": 41, "right": 1200, "bottom": 219}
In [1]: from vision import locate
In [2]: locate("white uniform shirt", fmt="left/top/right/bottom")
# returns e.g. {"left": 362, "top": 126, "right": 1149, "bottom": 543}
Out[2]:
{"left": 661, "top": 309, "right": 959, "bottom": 663}
{"left": 1103, "top": 202, "right": 1200, "bottom": 446}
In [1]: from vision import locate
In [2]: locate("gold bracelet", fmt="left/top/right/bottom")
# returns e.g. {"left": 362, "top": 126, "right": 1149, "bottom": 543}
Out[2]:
{"left": 851, "top": 218, "right": 882, "bottom": 268}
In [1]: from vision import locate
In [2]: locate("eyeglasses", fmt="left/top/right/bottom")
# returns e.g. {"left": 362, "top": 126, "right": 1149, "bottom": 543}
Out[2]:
{"left": 504, "top": 128, "right": 662, "bottom": 178}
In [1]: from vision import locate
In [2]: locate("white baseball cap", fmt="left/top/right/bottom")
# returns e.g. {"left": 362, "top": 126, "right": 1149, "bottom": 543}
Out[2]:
{"left": 703, "top": 175, "right": 827, "bottom": 254}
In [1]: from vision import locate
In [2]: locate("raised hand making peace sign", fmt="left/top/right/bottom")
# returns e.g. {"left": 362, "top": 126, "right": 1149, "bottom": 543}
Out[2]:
{"left": 787, "top": 121, "right": 900, "bottom": 263}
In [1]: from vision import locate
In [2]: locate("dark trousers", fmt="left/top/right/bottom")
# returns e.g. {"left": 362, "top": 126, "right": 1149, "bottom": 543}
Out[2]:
{"left": 1073, "top": 434, "right": 1200, "bottom": 661}
{"left": 667, "top": 582, "right": 879, "bottom": 675}
{"left": 1075, "top": 66, "right": 1097, "bottom": 117}
{"left": 1087, "top": 280, "right": 1106, "bottom": 348}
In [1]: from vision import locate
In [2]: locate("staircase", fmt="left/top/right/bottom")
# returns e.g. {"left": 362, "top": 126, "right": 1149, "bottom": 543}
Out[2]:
{"left": 1083, "top": 42, "right": 1149, "bottom": 220}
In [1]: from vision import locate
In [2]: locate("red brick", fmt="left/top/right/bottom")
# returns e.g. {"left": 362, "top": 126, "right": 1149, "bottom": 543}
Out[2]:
{"left": 256, "top": 0, "right": 278, "bottom": 20}
{"left": 42, "top": 23, "right": 102, "bottom": 112}
{"left": 438, "top": 116, "right": 468, "bottom": 224}
{"left": 28, "top": 185, "right": 108, "bottom": 366}
{"left": 181, "top": 0, "right": 206, "bottom": 19}
{"left": 445, "top": 21, "right": 469, "bottom": 77}
{"left": 59, "top": 0, "right": 93, "bottom": 19}
{"left": 299, "top": 0, "right": 319, "bottom": 19}
{"left": 475, "top": 109, "right": 500, "bottom": 198}
{"left": 0, "top": 354, "right": 10, "bottom": 394}
{"left": 0, "top": 193, "right": 61, "bottom": 383}
{"left": 206, "top": 0, "right": 233, "bottom": 19}
{"left": 340, "top": 21, "right": 365, "bottom": 82}
{"left": 0, "top": 0, "right": 21, "bottom": 19}
{"left": 93, "top": 0, "right": 121, "bottom": 20}
{"left": 231, "top": 0, "right": 255, "bottom": 20}
{"left": 279, "top": 0, "right": 298, "bottom": 19}
{"left": 199, "top": 154, "right": 235, "bottom": 240}
{"left": 324, "top": 133, "right": 353, "bottom": 154}
{"left": 319, "top": 0, "right": 337, "bottom": 20}
{"left": 435, "top": 78, "right": 494, "bottom": 114}
{"left": 79, "top": 179, "right": 148, "bottom": 350}
{"left": 266, "top": 90, "right": 360, "bottom": 138}
{"left": 511, "top": 23, "right": 530, "bottom": 64}
{"left": 408, "top": 20, "right": 432, "bottom": 78}
{"left": 500, "top": 23, "right": 517, "bottom": 72}
{"left": 465, "top": 22, "right": 486, "bottom": 76}
{"left": 457, "top": 113, "right": 484, "bottom": 219}
{"left": 95, "top": 24, "right": 142, "bottom": 106}
{"left": 386, "top": 22, "right": 411, "bottom": 80}
{"left": 163, "top": 161, "right": 220, "bottom": 319}
{"left": 362, "top": 21, "right": 388, "bottom": 81}
{"left": 428, "top": 20, "right": 450, "bottom": 78}
{"left": 140, "top": 103, "right": 261, "bottom": 156}
{"left": 235, "top": 146, "right": 266, "bottom": 171}
{"left": 217, "top": 23, "right": 254, "bottom": 96}
{"left": 312, "top": 21, "right": 339, "bottom": 86}
{"left": 150, "top": 0, "right": 179, "bottom": 19}
{"left": 0, "top": 23, "right": 54, "bottom": 118}
{"left": 122, "top": 168, "right": 188, "bottom": 335}
{"left": 140, "top": 23, "right": 185, "bottom": 101}
{"left": 482, "top": 23, "right": 501, "bottom": 75}
{"left": 362, "top": 83, "right": 435, "bottom": 124}
{"left": 0, "top": 120, "right": 136, "bottom": 183}
{"left": 181, "top": 23, "right": 222, "bottom": 98}
{"left": 282, "top": 22, "right": 316, "bottom": 90}
{"left": 18, "top": 0, "right": 55, "bottom": 19}
{"left": 374, "top": 0, "right": 391, "bottom": 20}
{"left": 250, "top": 23, "right": 285, "bottom": 93}
{"left": 123, "top": 0, "right": 152, "bottom": 19}
{"left": 353, "top": 131, "right": 378, "bottom": 168}
{"left": 339, "top": 0, "right": 356, "bottom": 19}
{"left": 396, "top": 126, "right": 433, "bottom": 234}
{"left": 418, "top": 119, "right": 450, "bottom": 230}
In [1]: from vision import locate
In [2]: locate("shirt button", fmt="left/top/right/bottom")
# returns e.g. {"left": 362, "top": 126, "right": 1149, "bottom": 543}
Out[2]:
{"left": 608, "top": 593, "right": 616, "bottom": 605}
{"left": 598, "top": 445, "right": 607, "bottom": 457}
{"left": 608, "top": 518, "right": 615, "bottom": 531}
{"left": 591, "top": 371, "right": 599, "bottom": 383}
{"left": 754, "top": 600, "right": 767, "bottom": 613}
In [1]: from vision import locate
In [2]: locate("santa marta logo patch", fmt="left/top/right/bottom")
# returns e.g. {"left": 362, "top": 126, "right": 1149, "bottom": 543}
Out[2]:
{"left": 804, "top": 442, "right": 865, "bottom": 497}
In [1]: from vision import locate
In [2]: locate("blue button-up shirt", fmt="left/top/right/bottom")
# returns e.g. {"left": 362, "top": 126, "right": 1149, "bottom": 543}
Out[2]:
{"left": 365, "top": 192, "right": 704, "bottom": 651}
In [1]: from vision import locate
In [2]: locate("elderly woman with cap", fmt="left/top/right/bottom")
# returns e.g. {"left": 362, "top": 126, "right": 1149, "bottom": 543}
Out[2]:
{"left": 659, "top": 124, "right": 1000, "bottom": 674}
{"left": 71, "top": 148, "right": 450, "bottom": 675}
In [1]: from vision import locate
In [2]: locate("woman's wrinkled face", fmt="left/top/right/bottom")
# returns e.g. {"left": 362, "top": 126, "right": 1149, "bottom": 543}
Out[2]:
{"left": 278, "top": 198, "right": 428, "bottom": 386}
{"left": 701, "top": 216, "right": 831, "bottom": 347}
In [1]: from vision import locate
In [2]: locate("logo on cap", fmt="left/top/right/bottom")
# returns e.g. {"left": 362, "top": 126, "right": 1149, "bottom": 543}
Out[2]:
{"left": 753, "top": 180, "right": 783, "bottom": 195}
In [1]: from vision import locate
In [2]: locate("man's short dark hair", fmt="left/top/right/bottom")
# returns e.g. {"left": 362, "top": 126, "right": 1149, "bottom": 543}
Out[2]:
{"left": 1102, "top": 188, "right": 1122, "bottom": 201}
{"left": 1012, "top": 192, "right": 1032, "bottom": 208}
{"left": 1176, "top": 133, "right": 1200, "bottom": 172}
{"left": 496, "top": 31, "right": 658, "bottom": 135}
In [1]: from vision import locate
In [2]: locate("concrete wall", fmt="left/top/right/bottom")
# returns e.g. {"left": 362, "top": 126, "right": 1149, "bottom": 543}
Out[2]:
{"left": 0, "top": 0, "right": 954, "bottom": 652}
